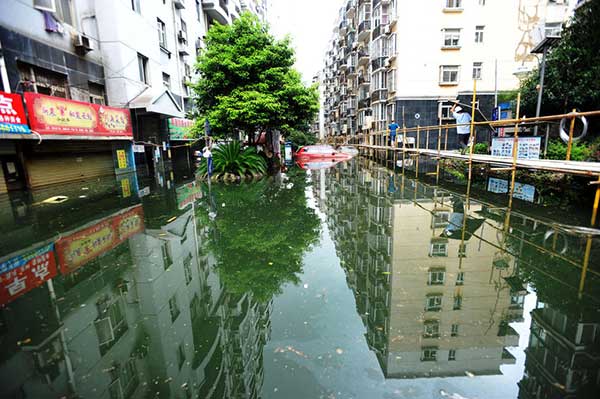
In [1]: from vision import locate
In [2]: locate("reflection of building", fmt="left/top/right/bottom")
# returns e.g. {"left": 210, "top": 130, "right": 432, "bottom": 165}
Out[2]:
{"left": 0, "top": 179, "right": 271, "bottom": 398}
{"left": 316, "top": 158, "right": 524, "bottom": 378}
{"left": 518, "top": 301, "right": 600, "bottom": 399}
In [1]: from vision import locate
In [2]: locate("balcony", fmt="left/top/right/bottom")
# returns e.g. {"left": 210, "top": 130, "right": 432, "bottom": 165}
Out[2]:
{"left": 371, "top": 89, "right": 388, "bottom": 102}
{"left": 339, "top": 20, "right": 348, "bottom": 35}
{"left": 371, "top": 56, "right": 387, "bottom": 71}
{"left": 358, "top": 20, "right": 371, "bottom": 42}
{"left": 202, "top": 0, "right": 230, "bottom": 25}
{"left": 358, "top": 98, "right": 370, "bottom": 109}
{"left": 357, "top": 49, "right": 369, "bottom": 65}
{"left": 372, "top": 24, "right": 383, "bottom": 39}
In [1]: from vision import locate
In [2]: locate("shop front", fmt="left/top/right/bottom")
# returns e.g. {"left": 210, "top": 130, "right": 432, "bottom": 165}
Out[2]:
{"left": 168, "top": 117, "right": 199, "bottom": 180}
{"left": 0, "top": 92, "right": 137, "bottom": 192}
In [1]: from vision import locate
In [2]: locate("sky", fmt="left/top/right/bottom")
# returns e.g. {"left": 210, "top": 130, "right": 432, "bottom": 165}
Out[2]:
{"left": 267, "top": 0, "right": 342, "bottom": 83}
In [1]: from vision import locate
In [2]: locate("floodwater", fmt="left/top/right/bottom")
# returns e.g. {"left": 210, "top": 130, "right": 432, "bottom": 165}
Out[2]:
{"left": 0, "top": 158, "right": 598, "bottom": 399}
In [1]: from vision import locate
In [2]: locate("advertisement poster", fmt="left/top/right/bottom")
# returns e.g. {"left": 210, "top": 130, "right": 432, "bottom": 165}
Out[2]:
{"left": 24, "top": 92, "right": 133, "bottom": 138}
{"left": 0, "top": 243, "right": 57, "bottom": 306}
{"left": 56, "top": 206, "right": 144, "bottom": 274}
{"left": 0, "top": 91, "right": 30, "bottom": 134}
{"left": 116, "top": 149, "right": 128, "bottom": 169}
{"left": 176, "top": 181, "right": 202, "bottom": 209}
{"left": 168, "top": 118, "right": 195, "bottom": 140}
{"left": 491, "top": 137, "right": 541, "bottom": 160}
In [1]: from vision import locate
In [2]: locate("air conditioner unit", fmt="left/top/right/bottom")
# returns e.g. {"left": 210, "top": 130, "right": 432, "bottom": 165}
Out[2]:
{"left": 74, "top": 34, "right": 93, "bottom": 52}
{"left": 178, "top": 30, "right": 187, "bottom": 43}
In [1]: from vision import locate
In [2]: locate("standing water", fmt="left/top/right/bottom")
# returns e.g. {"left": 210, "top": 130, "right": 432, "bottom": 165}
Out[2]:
{"left": 0, "top": 158, "right": 598, "bottom": 398}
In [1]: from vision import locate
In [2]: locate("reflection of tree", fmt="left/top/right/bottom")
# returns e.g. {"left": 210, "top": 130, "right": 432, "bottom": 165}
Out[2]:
{"left": 202, "top": 169, "right": 320, "bottom": 301}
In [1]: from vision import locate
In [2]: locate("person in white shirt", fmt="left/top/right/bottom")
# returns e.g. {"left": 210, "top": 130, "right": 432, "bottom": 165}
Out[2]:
{"left": 451, "top": 102, "right": 472, "bottom": 153}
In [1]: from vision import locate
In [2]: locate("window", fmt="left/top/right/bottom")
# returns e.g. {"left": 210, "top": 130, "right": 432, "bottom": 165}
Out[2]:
{"left": 176, "top": 342, "right": 185, "bottom": 369}
{"left": 456, "top": 272, "right": 464, "bottom": 285}
{"left": 544, "top": 22, "right": 562, "bottom": 37}
{"left": 445, "top": 0, "right": 462, "bottom": 9}
{"left": 430, "top": 239, "right": 448, "bottom": 257}
{"left": 108, "top": 358, "right": 139, "bottom": 399}
{"left": 426, "top": 294, "right": 443, "bottom": 311}
{"left": 131, "top": 0, "right": 141, "bottom": 13}
{"left": 442, "top": 28, "right": 461, "bottom": 48}
{"left": 478, "top": 0, "right": 485, "bottom": 5}
{"left": 169, "top": 294, "right": 180, "bottom": 322}
{"left": 472, "top": 62, "right": 483, "bottom": 80}
{"left": 387, "top": 70, "right": 396, "bottom": 92}
{"left": 18, "top": 62, "right": 69, "bottom": 98}
{"left": 421, "top": 347, "right": 438, "bottom": 361}
{"left": 432, "top": 210, "right": 450, "bottom": 227}
{"left": 137, "top": 53, "right": 149, "bottom": 84}
{"left": 183, "top": 254, "right": 193, "bottom": 285}
{"left": 451, "top": 323, "right": 459, "bottom": 336}
{"left": 439, "top": 103, "right": 453, "bottom": 120}
{"left": 179, "top": 19, "right": 188, "bottom": 43}
{"left": 423, "top": 320, "right": 440, "bottom": 338}
{"left": 458, "top": 243, "right": 467, "bottom": 257}
{"left": 33, "top": 0, "right": 57, "bottom": 12}
{"left": 55, "top": 0, "right": 73, "bottom": 25}
{"left": 475, "top": 26, "right": 485, "bottom": 43}
{"left": 157, "top": 18, "right": 167, "bottom": 49}
{"left": 510, "top": 294, "right": 524, "bottom": 309}
{"left": 439, "top": 65, "right": 459, "bottom": 85}
{"left": 428, "top": 269, "right": 445, "bottom": 285}
{"left": 88, "top": 82, "right": 106, "bottom": 105}
{"left": 94, "top": 298, "right": 128, "bottom": 355}
{"left": 448, "top": 349, "right": 456, "bottom": 361}
{"left": 453, "top": 295, "right": 463, "bottom": 310}
{"left": 161, "top": 242, "right": 173, "bottom": 269}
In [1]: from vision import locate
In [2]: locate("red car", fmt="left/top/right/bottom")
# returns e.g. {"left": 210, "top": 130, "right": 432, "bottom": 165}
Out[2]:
{"left": 295, "top": 145, "right": 353, "bottom": 161}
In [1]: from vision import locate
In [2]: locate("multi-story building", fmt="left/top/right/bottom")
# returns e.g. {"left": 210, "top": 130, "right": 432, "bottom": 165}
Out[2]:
{"left": 0, "top": 1, "right": 266, "bottom": 192}
{"left": 321, "top": 0, "right": 575, "bottom": 147}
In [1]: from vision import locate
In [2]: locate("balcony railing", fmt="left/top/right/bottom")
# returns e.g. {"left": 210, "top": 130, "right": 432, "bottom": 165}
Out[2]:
{"left": 371, "top": 56, "right": 387, "bottom": 70}
{"left": 371, "top": 89, "right": 388, "bottom": 102}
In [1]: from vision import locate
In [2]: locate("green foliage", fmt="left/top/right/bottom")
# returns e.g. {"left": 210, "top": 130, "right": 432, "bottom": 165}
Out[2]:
{"left": 191, "top": 13, "right": 319, "bottom": 139}
{"left": 287, "top": 130, "right": 317, "bottom": 148}
{"left": 197, "top": 141, "right": 266, "bottom": 177}
{"left": 473, "top": 142, "right": 489, "bottom": 154}
{"left": 201, "top": 169, "right": 320, "bottom": 301}
{"left": 519, "top": 1, "right": 600, "bottom": 116}
{"left": 545, "top": 138, "right": 591, "bottom": 161}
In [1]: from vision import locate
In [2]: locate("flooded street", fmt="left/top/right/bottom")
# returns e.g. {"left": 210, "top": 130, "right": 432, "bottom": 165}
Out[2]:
{"left": 0, "top": 159, "right": 598, "bottom": 398}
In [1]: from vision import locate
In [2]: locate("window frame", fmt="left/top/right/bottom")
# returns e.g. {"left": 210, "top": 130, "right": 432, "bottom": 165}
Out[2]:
{"left": 442, "top": 28, "right": 461, "bottom": 48}
{"left": 169, "top": 294, "right": 180, "bottom": 322}
{"left": 439, "top": 65, "right": 460, "bottom": 85}
{"left": 451, "top": 323, "right": 459, "bottom": 337}
{"left": 426, "top": 294, "right": 443, "bottom": 311}
{"left": 137, "top": 53, "right": 149, "bottom": 85}
{"left": 428, "top": 269, "right": 446, "bottom": 285}
{"left": 445, "top": 0, "right": 462, "bottom": 9}
{"left": 421, "top": 347, "right": 438, "bottom": 361}
{"left": 475, "top": 25, "right": 485, "bottom": 43}
{"left": 131, "top": 0, "right": 141, "bottom": 14}
{"left": 453, "top": 294, "right": 463, "bottom": 310}
{"left": 448, "top": 349, "right": 457, "bottom": 361}
{"left": 456, "top": 272, "right": 465, "bottom": 285}
{"left": 157, "top": 18, "right": 168, "bottom": 49}
{"left": 423, "top": 320, "right": 441, "bottom": 338}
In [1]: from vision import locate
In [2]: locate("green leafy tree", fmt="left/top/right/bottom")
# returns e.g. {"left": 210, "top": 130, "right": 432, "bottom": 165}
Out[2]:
{"left": 197, "top": 141, "right": 266, "bottom": 177}
{"left": 287, "top": 129, "right": 317, "bottom": 149}
{"left": 201, "top": 169, "right": 320, "bottom": 301}
{"left": 191, "top": 13, "right": 319, "bottom": 141}
{"left": 520, "top": 1, "right": 600, "bottom": 116}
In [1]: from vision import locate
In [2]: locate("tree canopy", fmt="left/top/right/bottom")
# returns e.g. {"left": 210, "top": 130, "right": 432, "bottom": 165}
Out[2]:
{"left": 191, "top": 12, "right": 319, "bottom": 139}
{"left": 520, "top": 1, "right": 600, "bottom": 116}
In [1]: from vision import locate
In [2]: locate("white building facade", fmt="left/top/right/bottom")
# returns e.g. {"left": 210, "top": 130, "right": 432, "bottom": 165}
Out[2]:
{"left": 322, "top": 0, "right": 574, "bottom": 147}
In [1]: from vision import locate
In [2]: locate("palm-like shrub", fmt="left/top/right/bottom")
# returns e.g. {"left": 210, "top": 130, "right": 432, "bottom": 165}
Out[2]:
{"left": 198, "top": 141, "right": 267, "bottom": 178}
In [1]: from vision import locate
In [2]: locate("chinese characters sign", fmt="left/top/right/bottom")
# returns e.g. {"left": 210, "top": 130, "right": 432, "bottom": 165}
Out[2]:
{"left": 176, "top": 181, "right": 202, "bottom": 209}
{"left": 491, "top": 137, "right": 541, "bottom": 160}
{"left": 56, "top": 205, "right": 144, "bottom": 274}
{"left": 116, "top": 149, "right": 128, "bottom": 169}
{"left": 24, "top": 92, "right": 133, "bottom": 138}
{"left": 0, "top": 243, "right": 57, "bottom": 306}
{"left": 168, "top": 118, "right": 195, "bottom": 140}
{"left": 0, "top": 91, "right": 30, "bottom": 134}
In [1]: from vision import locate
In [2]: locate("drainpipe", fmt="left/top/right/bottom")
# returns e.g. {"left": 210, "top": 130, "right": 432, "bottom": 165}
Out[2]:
{"left": 0, "top": 41, "right": 11, "bottom": 93}
{"left": 171, "top": 2, "right": 185, "bottom": 113}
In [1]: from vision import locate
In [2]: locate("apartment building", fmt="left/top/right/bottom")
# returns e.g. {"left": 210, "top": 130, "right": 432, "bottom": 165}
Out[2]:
{"left": 0, "top": 0, "right": 266, "bottom": 191}
{"left": 321, "top": 0, "right": 574, "bottom": 147}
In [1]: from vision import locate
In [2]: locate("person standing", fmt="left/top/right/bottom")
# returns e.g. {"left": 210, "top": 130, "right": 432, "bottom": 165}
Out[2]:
{"left": 451, "top": 102, "right": 472, "bottom": 153}
{"left": 388, "top": 120, "right": 399, "bottom": 147}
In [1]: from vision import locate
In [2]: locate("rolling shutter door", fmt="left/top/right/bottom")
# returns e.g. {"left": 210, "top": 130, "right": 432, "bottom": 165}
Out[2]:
{"left": 0, "top": 167, "right": 7, "bottom": 194}
{"left": 25, "top": 142, "right": 115, "bottom": 188}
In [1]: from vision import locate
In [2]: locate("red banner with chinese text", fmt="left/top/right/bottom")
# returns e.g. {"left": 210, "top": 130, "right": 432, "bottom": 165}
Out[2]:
{"left": 24, "top": 92, "right": 133, "bottom": 138}
{"left": 0, "top": 244, "right": 57, "bottom": 306}
{"left": 56, "top": 205, "right": 144, "bottom": 274}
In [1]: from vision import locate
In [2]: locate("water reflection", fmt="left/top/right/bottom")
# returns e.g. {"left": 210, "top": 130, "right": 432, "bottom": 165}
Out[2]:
{"left": 312, "top": 158, "right": 600, "bottom": 397}
{"left": 0, "top": 158, "right": 598, "bottom": 398}
{"left": 0, "top": 170, "right": 317, "bottom": 399}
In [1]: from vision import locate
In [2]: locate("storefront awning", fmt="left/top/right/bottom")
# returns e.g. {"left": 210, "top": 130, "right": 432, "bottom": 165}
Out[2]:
{"left": 129, "top": 89, "right": 183, "bottom": 119}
